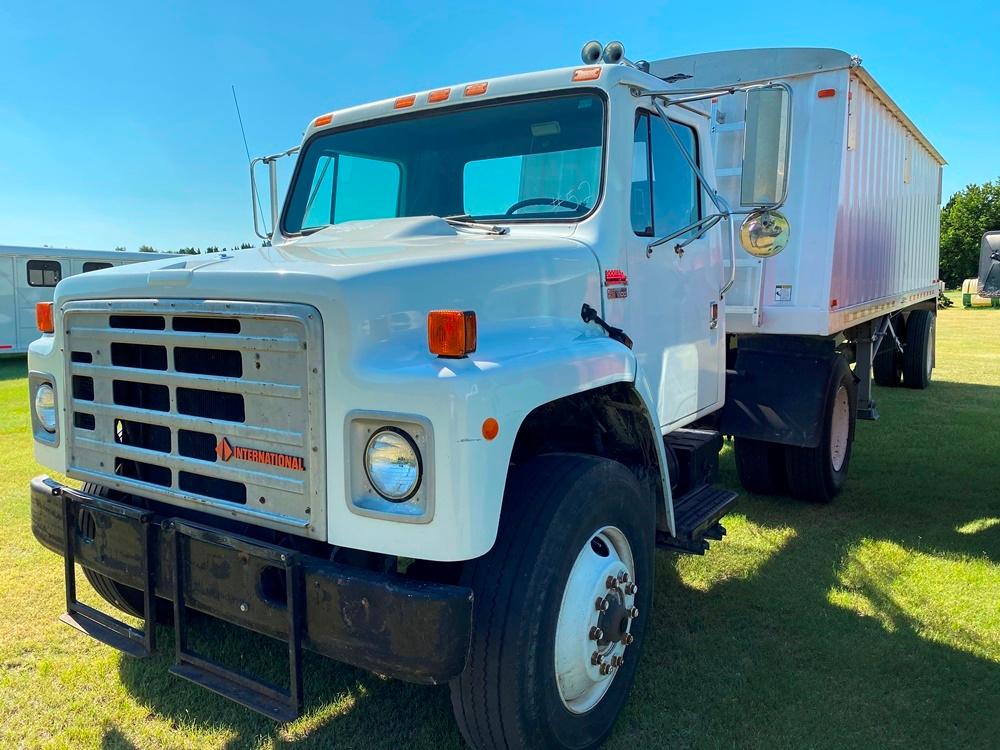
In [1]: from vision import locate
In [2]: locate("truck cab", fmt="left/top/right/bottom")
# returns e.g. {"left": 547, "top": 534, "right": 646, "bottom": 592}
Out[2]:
{"left": 29, "top": 45, "right": 937, "bottom": 750}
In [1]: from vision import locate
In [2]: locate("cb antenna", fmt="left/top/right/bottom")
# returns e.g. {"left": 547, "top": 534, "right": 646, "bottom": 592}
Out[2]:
{"left": 232, "top": 84, "right": 269, "bottom": 236}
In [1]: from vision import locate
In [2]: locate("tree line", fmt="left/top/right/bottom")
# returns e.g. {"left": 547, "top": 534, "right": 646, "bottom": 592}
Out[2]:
{"left": 940, "top": 178, "right": 1000, "bottom": 288}
{"left": 113, "top": 242, "right": 262, "bottom": 255}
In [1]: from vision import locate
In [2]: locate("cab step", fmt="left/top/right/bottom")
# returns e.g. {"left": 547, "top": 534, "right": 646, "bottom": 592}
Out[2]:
{"left": 657, "top": 484, "right": 738, "bottom": 555}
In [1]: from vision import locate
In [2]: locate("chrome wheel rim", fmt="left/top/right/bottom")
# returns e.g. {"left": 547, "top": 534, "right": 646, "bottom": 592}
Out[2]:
{"left": 830, "top": 384, "right": 850, "bottom": 472}
{"left": 554, "top": 526, "right": 637, "bottom": 714}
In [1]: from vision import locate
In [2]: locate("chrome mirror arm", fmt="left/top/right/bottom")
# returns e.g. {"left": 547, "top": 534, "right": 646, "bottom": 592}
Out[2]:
{"left": 249, "top": 147, "right": 301, "bottom": 241}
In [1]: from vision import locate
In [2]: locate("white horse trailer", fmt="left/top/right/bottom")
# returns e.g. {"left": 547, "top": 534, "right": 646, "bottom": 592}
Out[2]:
{"left": 0, "top": 246, "right": 174, "bottom": 354}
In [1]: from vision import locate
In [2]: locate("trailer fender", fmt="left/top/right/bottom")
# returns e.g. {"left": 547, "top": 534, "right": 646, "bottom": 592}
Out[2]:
{"left": 720, "top": 335, "right": 849, "bottom": 448}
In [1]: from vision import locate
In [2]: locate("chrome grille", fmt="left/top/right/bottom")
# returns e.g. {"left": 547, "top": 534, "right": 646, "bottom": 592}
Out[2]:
{"left": 63, "top": 300, "right": 326, "bottom": 540}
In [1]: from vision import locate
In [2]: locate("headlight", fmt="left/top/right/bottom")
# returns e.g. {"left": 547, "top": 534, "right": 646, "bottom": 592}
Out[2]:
{"left": 364, "top": 427, "right": 422, "bottom": 501}
{"left": 34, "top": 383, "right": 57, "bottom": 433}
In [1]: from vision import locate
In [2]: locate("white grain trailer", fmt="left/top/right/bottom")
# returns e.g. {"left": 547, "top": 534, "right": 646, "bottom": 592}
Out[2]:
{"left": 649, "top": 48, "right": 945, "bottom": 492}
{"left": 0, "top": 246, "right": 174, "bottom": 354}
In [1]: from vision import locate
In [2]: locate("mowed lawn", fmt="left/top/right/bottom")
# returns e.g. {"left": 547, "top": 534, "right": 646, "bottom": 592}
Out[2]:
{"left": 1, "top": 296, "right": 998, "bottom": 749}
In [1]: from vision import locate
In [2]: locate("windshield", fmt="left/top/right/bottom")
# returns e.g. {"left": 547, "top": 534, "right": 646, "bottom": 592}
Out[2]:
{"left": 282, "top": 92, "right": 605, "bottom": 235}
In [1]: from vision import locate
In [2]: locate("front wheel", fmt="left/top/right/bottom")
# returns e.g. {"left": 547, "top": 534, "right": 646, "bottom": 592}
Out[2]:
{"left": 79, "top": 483, "right": 171, "bottom": 623}
{"left": 450, "top": 454, "right": 655, "bottom": 750}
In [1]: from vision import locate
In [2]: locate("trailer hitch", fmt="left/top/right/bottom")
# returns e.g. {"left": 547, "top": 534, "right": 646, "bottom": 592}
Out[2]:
{"left": 581, "top": 304, "right": 633, "bottom": 349}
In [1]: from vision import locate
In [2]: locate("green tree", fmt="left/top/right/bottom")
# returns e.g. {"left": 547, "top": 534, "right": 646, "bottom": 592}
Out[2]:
{"left": 114, "top": 246, "right": 126, "bottom": 252}
{"left": 177, "top": 247, "right": 200, "bottom": 255}
{"left": 138, "top": 245, "right": 156, "bottom": 253}
{"left": 940, "top": 178, "right": 1000, "bottom": 287}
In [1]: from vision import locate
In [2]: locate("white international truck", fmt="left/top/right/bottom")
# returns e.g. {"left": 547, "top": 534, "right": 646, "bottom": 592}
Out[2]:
{"left": 28, "top": 45, "right": 943, "bottom": 749}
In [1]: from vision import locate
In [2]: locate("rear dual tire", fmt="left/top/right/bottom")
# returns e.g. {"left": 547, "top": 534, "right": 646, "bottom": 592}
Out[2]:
{"left": 873, "top": 310, "right": 935, "bottom": 389}
{"left": 902, "top": 309, "right": 935, "bottom": 389}
{"left": 450, "top": 454, "right": 654, "bottom": 750}
{"left": 783, "top": 357, "right": 857, "bottom": 503}
{"left": 734, "top": 355, "right": 857, "bottom": 503}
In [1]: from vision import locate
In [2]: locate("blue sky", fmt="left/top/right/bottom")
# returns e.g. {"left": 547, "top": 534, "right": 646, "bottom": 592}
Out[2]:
{"left": 2, "top": 0, "right": 997, "bottom": 251}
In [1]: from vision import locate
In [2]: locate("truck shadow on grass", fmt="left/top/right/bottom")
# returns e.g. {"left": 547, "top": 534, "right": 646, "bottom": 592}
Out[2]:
{"left": 108, "top": 380, "right": 999, "bottom": 749}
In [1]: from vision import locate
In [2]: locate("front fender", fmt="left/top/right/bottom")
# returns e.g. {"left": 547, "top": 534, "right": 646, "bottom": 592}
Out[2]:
{"left": 329, "top": 320, "right": 674, "bottom": 561}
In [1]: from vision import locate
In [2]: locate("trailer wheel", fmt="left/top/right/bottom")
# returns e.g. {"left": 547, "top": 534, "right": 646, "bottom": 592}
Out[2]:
{"left": 734, "top": 438, "right": 788, "bottom": 495}
{"left": 784, "top": 357, "right": 857, "bottom": 502}
{"left": 873, "top": 313, "right": 905, "bottom": 386}
{"left": 78, "top": 483, "right": 170, "bottom": 623}
{"left": 450, "top": 454, "right": 654, "bottom": 750}
{"left": 902, "top": 309, "right": 935, "bottom": 389}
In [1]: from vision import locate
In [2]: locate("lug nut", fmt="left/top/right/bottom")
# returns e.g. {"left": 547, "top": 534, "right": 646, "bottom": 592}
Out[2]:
{"left": 605, "top": 575, "right": 618, "bottom": 589}
{"left": 591, "top": 651, "right": 603, "bottom": 666}
{"left": 625, "top": 583, "right": 638, "bottom": 595}
{"left": 589, "top": 626, "right": 604, "bottom": 641}
{"left": 627, "top": 606, "right": 639, "bottom": 619}
{"left": 612, "top": 655, "right": 624, "bottom": 668}
{"left": 623, "top": 633, "right": 635, "bottom": 645}
{"left": 619, "top": 571, "right": 629, "bottom": 584}
{"left": 599, "top": 663, "right": 612, "bottom": 676}
{"left": 595, "top": 597, "right": 610, "bottom": 612}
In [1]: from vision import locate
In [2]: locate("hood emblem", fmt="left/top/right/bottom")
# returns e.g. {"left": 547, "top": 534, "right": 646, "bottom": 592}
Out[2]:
{"left": 215, "top": 436, "right": 305, "bottom": 472}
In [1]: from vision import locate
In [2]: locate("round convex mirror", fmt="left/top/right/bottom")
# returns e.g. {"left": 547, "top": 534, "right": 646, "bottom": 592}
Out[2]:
{"left": 739, "top": 209, "right": 791, "bottom": 258}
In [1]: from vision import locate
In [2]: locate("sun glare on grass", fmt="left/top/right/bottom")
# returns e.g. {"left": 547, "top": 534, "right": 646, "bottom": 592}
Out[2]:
{"left": 675, "top": 516, "right": 796, "bottom": 591}
{"left": 828, "top": 539, "right": 1000, "bottom": 662}
{"left": 956, "top": 517, "right": 1000, "bottom": 535}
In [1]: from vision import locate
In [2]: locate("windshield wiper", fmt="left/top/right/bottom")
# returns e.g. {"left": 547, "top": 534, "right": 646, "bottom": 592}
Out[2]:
{"left": 442, "top": 215, "right": 510, "bottom": 235}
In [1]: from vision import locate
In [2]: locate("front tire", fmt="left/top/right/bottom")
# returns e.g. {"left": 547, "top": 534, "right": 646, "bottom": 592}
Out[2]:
{"left": 78, "top": 483, "right": 170, "bottom": 622}
{"left": 784, "top": 356, "right": 857, "bottom": 502}
{"left": 450, "top": 454, "right": 654, "bottom": 750}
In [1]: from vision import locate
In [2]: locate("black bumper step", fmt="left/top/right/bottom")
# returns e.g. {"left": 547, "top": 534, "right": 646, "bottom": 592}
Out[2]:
{"left": 657, "top": 484, "right": 738, "bottom": 555}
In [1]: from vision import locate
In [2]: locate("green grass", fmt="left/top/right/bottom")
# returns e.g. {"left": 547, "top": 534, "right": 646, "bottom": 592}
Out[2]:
{"left": 2, "top": 300, "right": 999, "bottom": 749}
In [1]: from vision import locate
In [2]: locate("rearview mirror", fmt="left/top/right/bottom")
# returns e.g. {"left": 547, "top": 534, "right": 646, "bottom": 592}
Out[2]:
{"left": 741, "top": 86, "right": 791, "bottom": 208}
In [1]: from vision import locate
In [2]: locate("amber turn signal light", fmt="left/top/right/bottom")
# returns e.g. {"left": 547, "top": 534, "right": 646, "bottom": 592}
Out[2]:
{"left": 36, "top": 302, "right": 54, "bottom": 333}
{"left": 428, "top": 310, "right": 477, "bottom": 358}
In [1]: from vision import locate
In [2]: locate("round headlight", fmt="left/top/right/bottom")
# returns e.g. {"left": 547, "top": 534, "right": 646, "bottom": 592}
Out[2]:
{"left": 34, "top": 383, "right": 57, "bottom": 433}
{"left": 364, "top": 427, "right": 421, "bottom": 502}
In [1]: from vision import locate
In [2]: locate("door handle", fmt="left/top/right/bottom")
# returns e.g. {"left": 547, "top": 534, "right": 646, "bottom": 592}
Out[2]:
{"left": 709, "top": 301, "right": 719, "bottom": 330}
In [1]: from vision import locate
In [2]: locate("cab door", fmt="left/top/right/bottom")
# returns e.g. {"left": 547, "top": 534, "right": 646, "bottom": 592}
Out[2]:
{"left": 623, "top": 108, "right": 723, "bottom": 428}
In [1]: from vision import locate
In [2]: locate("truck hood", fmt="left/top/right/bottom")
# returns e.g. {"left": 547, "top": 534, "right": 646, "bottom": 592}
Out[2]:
{"left": 53, "top": 216, "right": 603, "bottom": 361}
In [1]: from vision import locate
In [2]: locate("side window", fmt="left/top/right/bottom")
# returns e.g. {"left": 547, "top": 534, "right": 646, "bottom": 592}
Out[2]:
{"left": 300, "top": 153, "right": 401, "bottom": 230}
{"left": 82, "top": 262, "right": 113, "bottom": 273}
{"left": 630, "top": 114, "right": 653, "bottom": 235}
{"left": 27, "top": 260, "right": 62, "bottom": 287}
{"left": 649, "top": 116, "right": 700, "bottom": 236}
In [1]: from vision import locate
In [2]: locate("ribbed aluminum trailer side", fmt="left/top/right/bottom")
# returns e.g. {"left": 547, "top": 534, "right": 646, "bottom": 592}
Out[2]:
{"left": 651, "top": 49, "right": 945, "bottom": 336}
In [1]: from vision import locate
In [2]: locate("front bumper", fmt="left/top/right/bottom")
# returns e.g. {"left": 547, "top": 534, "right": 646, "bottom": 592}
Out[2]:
{"left": 31, "top": 477, "right": 473, "bottom": 689}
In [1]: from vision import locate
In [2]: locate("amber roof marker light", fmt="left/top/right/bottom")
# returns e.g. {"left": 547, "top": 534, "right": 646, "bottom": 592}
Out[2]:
{"left": 428, "top": 310, "right": 477, "bottom": 358}
{"left": 572, "top": 67, "right": 602, "bottom": 82}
